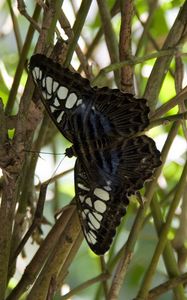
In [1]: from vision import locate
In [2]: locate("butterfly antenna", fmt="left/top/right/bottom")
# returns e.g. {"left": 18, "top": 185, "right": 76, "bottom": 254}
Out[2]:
{"left": 24, "top": 149, "right": 66, "bottom": 162}
{"left": 24, "top": 149, "right": 65, "bottom": 155}
{"left": 47, "top": 155, "right": 66, "bottom": 186}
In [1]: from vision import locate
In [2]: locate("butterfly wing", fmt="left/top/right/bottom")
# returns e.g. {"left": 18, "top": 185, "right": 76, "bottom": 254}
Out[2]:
{"left": 30, "top": 54, "right": 94, "bottom": 142}
{"left": 30, "top": 54, "right": 161, "bottom": 255}
{"left": 108, "top": 135, "right": 161, "bottom": 192}
{"left": 75, "top": 159, "right": 129, "bottom": 255}
{"left": 30, "top": 54, "right": 150, "bottom": 143}
{"left": 75, "top": 135, "right": 161, "bottom": 255}
{"left": 94, "top": 89, "right": 150, "bottom": 138}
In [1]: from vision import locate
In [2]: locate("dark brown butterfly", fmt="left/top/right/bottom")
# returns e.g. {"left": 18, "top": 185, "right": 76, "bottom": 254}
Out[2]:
{"left": 30, "top": 54, "right": 161, "bottom": 255}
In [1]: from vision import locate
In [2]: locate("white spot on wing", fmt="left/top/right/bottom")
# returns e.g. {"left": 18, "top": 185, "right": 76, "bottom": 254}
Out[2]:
{"left": 50, "top": 106, "right": 57, "bottom": 113}
{"left": 39, "top": 69, "right": 42, "bottom": 79}
{"left": 46, "top": 93, "right": 52, "bottom": 99}
{"left": 76, "top": 99, "right": 83, "bottom": 106}
{"left": 90, "top": 231, "right": 97, "bottom": 239}
{"left": 94, "top": 188, "right": 110, "bottom": 201}
{"left": 88, "top": 222, "right": 96, "bottom": 230}
{"left": 81, "top": 103, "right": 86, "bottom": 109}
{"left": 87, "top": 232, "right": 97, "bottom": 244}
{"left": 94, "top": 200, "right": 106, "bottom": 213}
{"left": 84, "top": 209, "right": 89, "bottom": 215}
{"left": 85, "top": 197, "right": 92, "bottom": 207}
{"left": 78, "top": 183, "right": 90, "bottom": 191}
{"left": 54, "top": 97, "right": 60, "bottom": 107}
{"left": 42, "top": 90, "right": 47, "bottom": 99}
{"left": 65, "top": 93, "right": 77, "bottom": 109}
{"left": 57, "top": 86, "right": 68, "bottom": 99}
{"left": 89, "top": 213, "right": 100, "bottom": 229}
{"left": 104, "top": 185, "right": 112, "bottom": 191}
{"left": 41, "top": 90, "right": 51, "bottom": 100}
{"left": 53, "top": 81, "right": 59, "bottom": 92}
{"left": 33, "top": 67, "right": 40, "bottom": 80}
{"left": 93, "top": 212, "right": 103, "bottom": 221}
{"left": 86, "top": 232, "right": 92, "bottom": 243}
{"left": 33, "top": 73, "right": 38, "bottom": 83}
{"left": 46, "top": 76, "right": 53, "bottom": 94}
{"left": 42, "top": 77, "right": 45, "bottom": 88}
{"left": 79, "top": 195, "right": 85, "bottom": 202}
{"left": 56, "top": 111, "right": 64, "bottom": 123}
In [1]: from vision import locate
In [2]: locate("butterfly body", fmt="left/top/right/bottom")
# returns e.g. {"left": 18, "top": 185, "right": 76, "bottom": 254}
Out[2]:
{"left": 30, "top": 54, "right": 161, "bottom": 255}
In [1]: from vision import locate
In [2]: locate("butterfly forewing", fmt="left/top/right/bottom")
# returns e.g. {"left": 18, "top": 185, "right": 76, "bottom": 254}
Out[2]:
{"left": 30, "top": 54, "right": 150, "bottom": 142}
{"left": 30, "top": 54, "right": 94, "bottom": 142}
{"left": 30, "top": 54, "right": 162, "bottom": 255}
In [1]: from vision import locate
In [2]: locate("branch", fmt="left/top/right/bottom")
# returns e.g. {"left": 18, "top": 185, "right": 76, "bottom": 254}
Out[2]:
{"left": 6, "top": 206, "right": 76, "bottom": 300}
{"left": 91, "top": 48, "right": 187, "bottom": 86}
{"left": 97, "top": 0, "right": 120, "bottom": 86}
{"left": 144, "top": 1, "right": 187, "bottom": 110}
{"left": 137, "top": 160, "right": 187, "bottom": 299}
{"left": 148, "top": 272, "right": 187, "bottom": 300}
{"left": 61, "top": 272, "right": 110, "bottom": 300}
{"left": 149, "top": 111, "right": 187, "bottom": 129}
{"left": 119, "top": 0, "right": 134, "bottom": 93}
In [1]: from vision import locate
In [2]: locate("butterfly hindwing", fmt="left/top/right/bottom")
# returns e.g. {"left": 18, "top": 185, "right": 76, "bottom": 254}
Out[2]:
{"left": 74, "top": 135, "right": 161, "bottom": 254}
{"left": 94, "top": 89, "right": 150, "bottom": 138}
{"left": 75, "top": 159, "right": 129, "bottom": 255}
{"left": 99, "top": 135, "right": 161, "bottom": 193}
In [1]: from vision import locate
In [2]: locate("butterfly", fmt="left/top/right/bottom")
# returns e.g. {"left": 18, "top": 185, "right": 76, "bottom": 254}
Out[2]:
{"left": 30, "top": 54, "right": 161, "bottom": 255}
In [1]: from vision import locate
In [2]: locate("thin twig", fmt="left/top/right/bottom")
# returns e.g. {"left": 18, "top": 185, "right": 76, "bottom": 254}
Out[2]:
{"left": 59, "top": 9, "right": 92, "bottom": 79}
{"left": 17, "top": 0, "right": 41, "bottom": 32}
{"left": 35, "top": 167, "right": 74, "bottom": 191}
{"left": 147, "top": 272, "right": 187, "bottom": 300}
{"left": 6, "top": 206, "right": 76, "bottom": 300}
{"left": 97, "top": 0, "right": 120, "bottom": 86}
{"left": 148, "top": 111, "right": 187, "bottom": 129}
{"left": 61, "top": 272, "right": 110, "bottom": 300}
{"left": 119, "top": 0, "right": 134, "bottom": 93}
{"left": 84, "top": 0, "right": 120, "bottom": 65}
{"left": 92, "top": 48, "right": 187, "bottom": 86}
{"left": 135, "top": 1, "right": 159, "bottom": 57}
{"left": 26, "top": 209, "right": 81, "bottom": 300}
{"left": 64, "top": 0, "right": 93, "bottom": 67}
{"left": 100, "top": 256, "right": 109, "bottom": 299}
{"left": 5, "top": 4, "right": 41, "bottom": 115}
{"left": 9, "top": 182, "right": 48, "bottom": 267}
{"left": 8, "top": 0, "right": 22, "bottom": 54}
{"left": 150, "top": 86, "right": 187, "bottom": 119}
{"left": 56, "top": 231, "right": 83, "bottom": 287}
{"left": 137, "top": 144, "right": 187, "bottom": 300}
{"left": 144, "top": 1, "right": 187, "bottom": 110}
